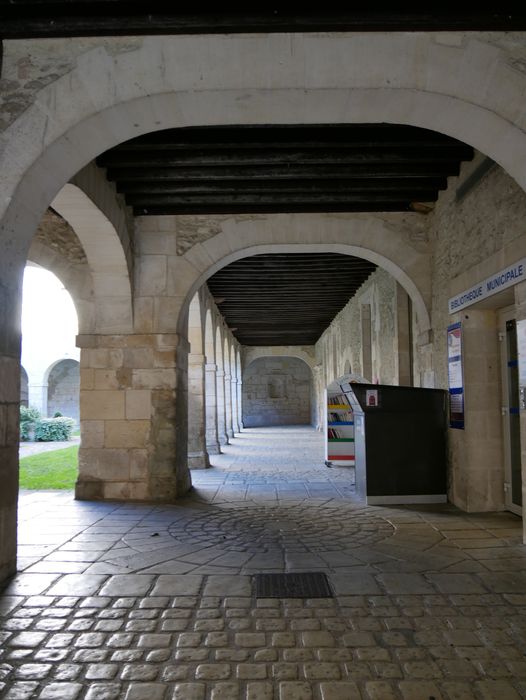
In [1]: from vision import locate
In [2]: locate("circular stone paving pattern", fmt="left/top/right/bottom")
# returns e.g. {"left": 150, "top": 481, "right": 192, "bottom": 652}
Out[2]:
{"left": 168, "top": 503, "right": 394, "bottom": 553}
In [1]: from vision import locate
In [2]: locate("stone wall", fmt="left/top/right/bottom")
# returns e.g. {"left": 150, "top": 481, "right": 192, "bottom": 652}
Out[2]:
{"left": 430, "top": 156, "right": 526, "bottom": 390}
{"left": 315, "top": 267, "right": 402, "bottom": 387}
{"left": 242, "top": 357, "right": 312, "bottom": 427}
{"left": 428, "top": 156, "right": 526, "bottom": 512}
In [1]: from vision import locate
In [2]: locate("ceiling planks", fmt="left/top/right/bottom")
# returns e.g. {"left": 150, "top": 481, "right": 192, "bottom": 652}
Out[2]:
{"left": 98, "top": 124, "right": 473, "bottom": 216}
{"left": 2, "top": 7, "right": 526, "bottom": 38}
{"left": 206, "top": 253, "right": 378, "bottom": 346}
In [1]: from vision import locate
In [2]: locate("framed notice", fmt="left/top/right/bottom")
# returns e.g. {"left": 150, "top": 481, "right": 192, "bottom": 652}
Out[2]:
{"left": 447, "top": 322, "right": 464, "bottom": 429}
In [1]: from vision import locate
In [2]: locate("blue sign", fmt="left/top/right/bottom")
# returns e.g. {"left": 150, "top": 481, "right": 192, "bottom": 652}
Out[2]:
{"left": 449, "top": 258, "right": 526, "bottom": 314}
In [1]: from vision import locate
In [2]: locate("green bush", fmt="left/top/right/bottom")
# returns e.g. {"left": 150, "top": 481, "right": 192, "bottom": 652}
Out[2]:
{"left": 34, "top": 416, "right": 75, "bottom": 442}
{"left": 20, "top": 405, "right": 40, "bottom": 441}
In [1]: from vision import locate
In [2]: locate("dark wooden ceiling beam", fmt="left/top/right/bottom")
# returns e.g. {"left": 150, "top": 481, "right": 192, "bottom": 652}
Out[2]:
{"left": 127, "top": 191, "right": 439, "bottom": 206}
{"left": 98, "top": 146, "right": 472, "bottom": 167}
{"left": 106, "top": 163, "right": 460, "bottom": 181}
{"left": 98, "top": 125, "right": 473, "bottom": 218}
{"left": 134, "top": 203, "right": 421, "bottom": 215}
{"left": 117, "top": 177, "right": 448, "bottom": 195}
{"left": 2, "top": 8, "right": 526, "bottom": 39}
{"left": 206, "top": 252, "right": 378, "bottom": 345}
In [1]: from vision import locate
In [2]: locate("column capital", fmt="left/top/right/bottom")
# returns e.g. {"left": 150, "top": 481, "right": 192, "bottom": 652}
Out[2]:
{"left": 189, "top": 353, "right": 206, "bottom": 365}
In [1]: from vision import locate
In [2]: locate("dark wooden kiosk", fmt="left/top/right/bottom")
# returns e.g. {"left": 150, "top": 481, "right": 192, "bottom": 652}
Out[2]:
{"left": 340, "top": 381, "right": 448, "bottom": 505}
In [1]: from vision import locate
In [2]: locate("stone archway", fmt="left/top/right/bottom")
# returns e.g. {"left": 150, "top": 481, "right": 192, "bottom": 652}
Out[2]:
{"left": 4, "top": 32, "right": 526, "bottom": 582}
{"left": 46, "top": 359, "right": 80, "bottom": 425}
{"left": 51, "top": 184, "right": 133, "bottom": 334}
{"left": 177, "top": 232, "right": 432, "bottom": 337}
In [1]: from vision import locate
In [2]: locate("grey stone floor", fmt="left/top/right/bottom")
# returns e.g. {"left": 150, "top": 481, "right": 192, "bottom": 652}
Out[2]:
{"left": 2, "top": 426, "right": 526, "bottom": 699}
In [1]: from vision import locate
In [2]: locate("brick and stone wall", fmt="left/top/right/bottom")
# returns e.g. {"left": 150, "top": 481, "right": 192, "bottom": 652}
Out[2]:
{"left": 242, "top": 357, "right": 312, "bottom": 427}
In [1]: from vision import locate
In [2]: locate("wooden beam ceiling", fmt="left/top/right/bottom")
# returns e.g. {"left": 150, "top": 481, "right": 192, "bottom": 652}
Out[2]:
{"left": 2, "top": 7, "right": 526, "bottom": 38}
{"left": 98, "top": 124, "right": 473, "bottom": 216}
{"left": 206, "top": 253, "right": 378, "bottom": 346}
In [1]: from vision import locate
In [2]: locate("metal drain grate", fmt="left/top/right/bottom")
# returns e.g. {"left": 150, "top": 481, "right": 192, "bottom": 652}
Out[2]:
{"left": 254, "top": 572, "right": 333, "bottom": 598}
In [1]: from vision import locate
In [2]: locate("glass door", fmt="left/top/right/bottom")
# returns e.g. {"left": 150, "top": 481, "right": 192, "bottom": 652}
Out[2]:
{"left": 499, "top": 307, "right": 522, "bottom": 515}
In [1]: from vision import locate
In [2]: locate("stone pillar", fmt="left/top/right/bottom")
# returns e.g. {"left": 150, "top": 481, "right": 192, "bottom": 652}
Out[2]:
{"left": 396, "top": 284, "right": 413, "bottom": 386}
{"left": 224, "top": 372, "right": 234, "bottom": 439}
{"left": 231, "top": 377, "right": 241, "bottom": 433}
{"left": 216, "top": 369, "right": 229, "bottom": 445}
{"left": 28, "top": 382, "right": 48, "bottom": 417}
{"left": 514, "top": 281, "right": 526, "bottom": 543}
{"left": 205, "top": 362, "right": 221, "bottom": 454}
{"left": 187, "top": 352, "right": 210, "bottom": 469}
{"left": 0, "top": 352, "right": 20, "bottom": 584}
{"left": 76, "top": 332, "right": 191, "bottom": 501}
{"left": 0, "top": 268, "right": 22, "bottom": 584}
{"left": 448, "top": 310, "right": 503, "bottom": 512}
{"left": 236, "top": 377, "right": 244, "bottom": 431}
{"left": 313, "top": 365, "right": 324, "bottom": 431}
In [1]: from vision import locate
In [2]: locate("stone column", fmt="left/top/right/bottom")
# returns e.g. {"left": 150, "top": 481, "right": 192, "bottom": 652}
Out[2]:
{"left": 187, "top": 352, "right": 210, "bottom": 469}
{"left": 236, "top": 377, "right": 244, "bottom": 430}
{"left": 76, "top": 332, "right": 191, "bottom": 501}
{"left": 231, "top": 377, "right": 241, "bottom": 433}
{"left": 447, "top": 310, "right": 502, "bottom": 512}
{"left": 205, "top": 362, "right": 221, "bottom": 454}
{"left": 514, "top": 281, "right": 526, "bottom": 543}
{"left": 0, "top": 268, "right": 22, "bottom": 583}
{"left": 0, "top": 351, "right": 20, "bottom": 583}
{"left": 216, "top": 369, "right": 229, "bottom": 445}
{"left": 396, "top": 283, "right": 413, "bottom": 386}
{"left": 224, "top": 372, "right": 234, "bottom": 439}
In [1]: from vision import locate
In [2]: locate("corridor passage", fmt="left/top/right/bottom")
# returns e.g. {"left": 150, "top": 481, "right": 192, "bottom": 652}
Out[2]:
{"left": 2, "top": 427, "right": 526, "bottom": 699}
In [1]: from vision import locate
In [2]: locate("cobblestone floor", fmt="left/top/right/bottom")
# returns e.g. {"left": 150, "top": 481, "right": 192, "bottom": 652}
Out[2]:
{"left": 2, "top": 426, "right": 526, "bottom": 699}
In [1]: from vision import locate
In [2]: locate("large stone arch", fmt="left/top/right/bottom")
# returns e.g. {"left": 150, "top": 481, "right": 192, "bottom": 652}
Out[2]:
{"left": 177, "top": 227, "right": 432, "bottom": 337}
{"left": 51, "top": 184, "right": 133, "bottom": 334}
{"left": 3, "top": 33, "right": 526, "bottom": 268}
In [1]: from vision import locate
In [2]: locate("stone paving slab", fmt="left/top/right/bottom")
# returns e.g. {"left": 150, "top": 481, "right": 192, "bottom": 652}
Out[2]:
{"left": 2, "top": 426, "right": 526, "bottom": 698}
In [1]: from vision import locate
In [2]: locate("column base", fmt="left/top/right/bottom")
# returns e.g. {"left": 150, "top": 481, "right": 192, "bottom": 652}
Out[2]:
{"left": 188, "top": 451, "right": 211, "bottom": 469}
{"left": 206, "top": 442, "right": 221, "bottom": 455}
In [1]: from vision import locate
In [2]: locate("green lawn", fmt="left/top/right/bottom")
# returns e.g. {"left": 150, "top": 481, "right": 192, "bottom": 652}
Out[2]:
{"left": 19, "top": 446, "right": 79, "bottom": 490}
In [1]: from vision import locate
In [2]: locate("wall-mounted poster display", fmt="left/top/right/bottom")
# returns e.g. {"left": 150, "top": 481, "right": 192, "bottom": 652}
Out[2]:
{"left": 448, "top": 322, "right": 464, "bottom": 429}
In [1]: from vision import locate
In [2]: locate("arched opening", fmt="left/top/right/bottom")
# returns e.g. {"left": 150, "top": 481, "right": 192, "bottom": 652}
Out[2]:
{"left": 19, "top": 265, "right": 80, "bottom": 490}
{"left": 21, "top": 266, "right": 80, "bottom": 421}
{"left": 46, "top": 359, "right": 80, "bottom": 426}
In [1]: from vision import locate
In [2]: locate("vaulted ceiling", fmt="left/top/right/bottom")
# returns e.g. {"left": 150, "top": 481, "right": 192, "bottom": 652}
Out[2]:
{"left": 97, "top": 124, "right": 473, "bottom": 216}
{"left": 207, "top": 253, "right": 377, "bottom": 346}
